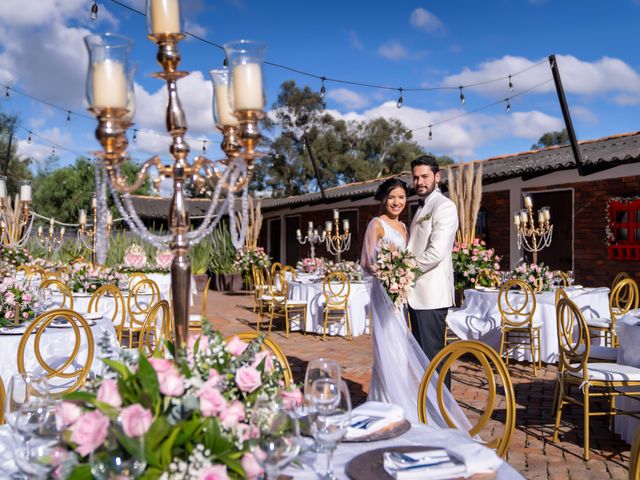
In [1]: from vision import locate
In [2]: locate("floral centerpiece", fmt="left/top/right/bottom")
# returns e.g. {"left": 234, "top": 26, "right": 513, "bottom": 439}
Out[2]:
{"left": 54, "top": 326, "right": 301, "bottom": 479}
{"left": 233, "top": 247, "right": 271, "bottom": 285}
{"left": 370, "top": 243, "right": 421, "bottom": 308}
{"left": 510, "top": 262, "right": 553, "bottom": 292}
{"left": 324, "top": 260, "right": 363, "bottom": 282}
{"left": 0, "top": 245, "right": 32, "bottom": 269}
{"left": 29, "top": 257, "right": 64, "bottom": 271}
{"left": 124, "top": 244, "right": 147, "bottom": 270}
{"left": 0, "top": 276, "right": 41, "bottom": 326}
{"left": 66, "top": 264, "right": 126, "bottom": 293}
{"left": 452, "top": 238, "right": 501, "bottom": 290}
{"left": 155, "top": 250, "right": 174, "bottom": 270}
{"left": 296, "top": 257, "right": 325, "bottom": 275}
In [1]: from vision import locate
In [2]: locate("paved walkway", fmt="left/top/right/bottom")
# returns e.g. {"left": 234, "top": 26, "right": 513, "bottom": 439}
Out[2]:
{"left": 200, "top": 289, "right": 632, "bottom": 479}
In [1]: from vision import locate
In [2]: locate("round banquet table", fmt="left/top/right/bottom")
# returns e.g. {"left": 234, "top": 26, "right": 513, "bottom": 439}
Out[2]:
{"left": 0, "top": 315, "right": 120, "bottom": 388}
{"left": 287, "top": 280, "right": 371, "bottom": 337}
{"left": 614, "top": 309, "right": 640, "bottom": 444}
{"left": 445, "top": 286, "right": 610, "bottom": 363}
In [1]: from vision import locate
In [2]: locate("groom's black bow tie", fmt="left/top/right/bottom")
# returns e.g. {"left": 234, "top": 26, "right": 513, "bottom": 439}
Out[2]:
{"left": 418, "top": 198, "right": 425, "bottom": 207}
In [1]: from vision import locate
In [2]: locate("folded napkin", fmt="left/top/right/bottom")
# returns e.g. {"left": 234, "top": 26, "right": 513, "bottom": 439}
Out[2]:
{"left": 345, "top": 401, "right": 404, "bottom": 440}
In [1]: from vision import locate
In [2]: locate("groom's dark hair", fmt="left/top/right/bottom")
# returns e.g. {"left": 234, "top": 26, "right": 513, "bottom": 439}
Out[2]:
{"left": 411, "top": 155, "right": 439, "bottom": 174}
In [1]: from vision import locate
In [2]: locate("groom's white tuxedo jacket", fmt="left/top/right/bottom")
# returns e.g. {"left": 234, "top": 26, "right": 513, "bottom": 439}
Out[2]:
{"left": 406, "top": 188, "right": 458, "bottom": 310}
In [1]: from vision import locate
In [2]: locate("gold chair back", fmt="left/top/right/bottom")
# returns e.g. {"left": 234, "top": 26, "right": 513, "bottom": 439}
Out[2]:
{"left": 551, "top": 270, "right": 569, "bottom": 287}
{"left": 127, "top": 278, "right": 162, "bottom": 329}
{"left": 268, "top": 271, "right": 289, "bottom": 299}
{"left": 139, "top": 300, "right": 171, "bottom": 357}
{"left": 128, "top": 272, "right": 149, "bottom": 291}
{"left": 88, "top": 284, "right": 126, "bottom": 341}
{"left": 556, "top": 297, "right": 590, "bottom": 376}
{"left": 323, "top": 271, "right": 350, "bottom": 307}
{"left": 631, "top": 422, "right": 640, "bottom": 480}
{"left": 225, "top": 332, "right": 293, "bottom": 387}
{"left": 199, "top": 276, "right": 211, "bottom": 319}
{"left": 283, "top": 265, "right": 297, "bottom": 281}
{"left": 555, "top": 286, "right": 569, "bottom": 305}
{"left": 610, "top": 277, "right": 639, "bottom": 318}
{"left": 17, "top": 309, "right": 94, "bottom": 397}
{"left": 39, "top": 278, "right": 74, "bottom": 310}
{"left": 612, "top": 271, "right": 631, "bottom": 291}
{"left": 497, "top": 279, "right": 536, "bottom": 329}
{"left": 270, "top": 262, "right": 283, "bottom": 278}
{"left": 417, "top": 340, "right": 516, "bottom": 458}
{"left": 16, "top": 265, "right": 34, "bottom": 283}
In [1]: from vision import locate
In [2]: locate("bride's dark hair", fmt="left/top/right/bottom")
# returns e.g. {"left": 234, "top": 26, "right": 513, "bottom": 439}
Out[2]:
{"left": 374, "top": 178, "right": 409, "bottom": 213}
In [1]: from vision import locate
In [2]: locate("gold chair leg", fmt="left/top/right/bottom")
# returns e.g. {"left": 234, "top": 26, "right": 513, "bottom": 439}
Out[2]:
{"left": 302, "top": 306, "right": 307, "bottom": 335}
{"left": 323, "top": 310, "right": 328, "bottom": 341}
{"left": 285, "top": 308, "right": 290, "bottom": 338}
{"left": 346, "top": 310, "right": 352, "bottom": 341}
{"left": 499, "top": 331, "right": 507, "bottom": 363}
{"left": 268, "top": 307, "right": 275, "bottom": 335}
{"left": 583, "top": 386, "right": 590, "bottom": 461}
{"left": 530, "top": 330, "right": 537, "bottom": 377}
{"left": 552, "top": 379, "right": 565, "bottom": 443}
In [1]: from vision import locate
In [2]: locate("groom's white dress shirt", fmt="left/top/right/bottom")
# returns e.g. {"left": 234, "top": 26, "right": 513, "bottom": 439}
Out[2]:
{"left": 406, "top": 188, "right": 458, "bottom": 310}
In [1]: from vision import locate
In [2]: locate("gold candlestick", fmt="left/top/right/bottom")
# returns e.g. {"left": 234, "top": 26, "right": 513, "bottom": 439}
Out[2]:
{"left": 514, "top": 195, "right": 553, "bottom": 265}
{"left": 324, "top": 210, "right": 351, "bottom": 262}
{"left": 36, "top": 221, "right": 65, "bottom": 258}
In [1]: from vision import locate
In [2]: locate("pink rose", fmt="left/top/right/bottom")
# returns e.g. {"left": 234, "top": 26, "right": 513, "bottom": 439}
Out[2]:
{"left": 202, "top": 369, "right": 222, "bottom": 389}
{"left": 148, "top": 358, "right": 185, "bottom": 397}
{"left": 187, "top": 335, "right": 210, "bottom": 353}
{"left": 199, "top": 465, "right": 229, "bottom": 480}
{"left": 199, "top": 387, "right": 227, "bottom": 417}
{"left": 120, "top": 404, "right": 153, "bottom": 437}
{"left": 241, "top": 452, "right": 264, "bottom": 480}
{"left": 251, "top": 350, "right": 274, "bottom": 372}
{"left": 97, "top": 379, "right": 122, "bottom": 408}
{"left": 225, "top": 336, "right": 248, "bottom": 356}
{"left": 280, "top": 388, "right": 303, "bottom": 411}
{"left": 71, "top": 410, "right": 110, "bottom": 456}
{"left": 235, "top": 366, "right": 262, "bottom": 393}
{"left": 220, "top": 400, "right": 245, "bottom": 428}
{"left": 56, "top": 401, "right": 83, "bottom": 428}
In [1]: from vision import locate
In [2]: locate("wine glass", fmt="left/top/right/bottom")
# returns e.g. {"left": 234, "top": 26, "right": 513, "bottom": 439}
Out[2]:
{"left": 250, "top": 399, "right": 300, "bottom": 480}
{"left": 304, "top": 358, "right": 341, "bottom": 452}
{"left": 38, "top": 288, "right": 53, "bottom": 312}
{"left": 5, "top": 374, "right": 49, "bottom": 430}
{"left": 310, "top": 379, "right": 352, "bottom": 480}
{"left": 12, "top": 435, "right": 58, "bottom": 479}
{"left": 567, "top": 270, "right": 575, "bottom": 286}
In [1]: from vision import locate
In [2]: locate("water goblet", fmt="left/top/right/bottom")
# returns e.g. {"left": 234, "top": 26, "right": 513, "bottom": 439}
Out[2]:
{"left": 567, "top": 270, "right": 575, "bottom": 286}
{"left": 310, "top": 379, "right": 352, "bottom": 480}
{"left": 90, "top": 419, "right": 146, "bottom": 480}
{"left": 304, "top": 358, "right": 341, "bottom": 452}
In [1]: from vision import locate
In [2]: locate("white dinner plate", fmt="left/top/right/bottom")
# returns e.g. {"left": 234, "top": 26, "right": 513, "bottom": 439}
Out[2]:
{"left": 48, "top": 319, "right": 96, "bottom": 328}
{"left": 78, "top": 312, "right": 103, "bottom": 321}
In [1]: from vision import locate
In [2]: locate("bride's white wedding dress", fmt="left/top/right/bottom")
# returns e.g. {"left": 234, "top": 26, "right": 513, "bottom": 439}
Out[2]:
{"left": 361, "top": 217, "right": 470, "bottom": 428}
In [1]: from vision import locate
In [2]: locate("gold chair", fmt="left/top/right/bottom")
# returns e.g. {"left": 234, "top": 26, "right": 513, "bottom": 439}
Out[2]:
{"left": 188, "top": 277, "right": 211, "bottom": 332}
{"left": 265, "top": 271, "right": 307, "bottom": 338}
{"left": 17, "top": 309, "right": 94, "bottom": 397}
{"left": 417, "top": 340, "right": 516, "bottom": 458}
{"left": 497, "top": 279, "right": 541, "bottom": 375}
{"left": 551, "top": 270, "right": 569, "bottom": 287}
{"left": 587, "top": 277, "right": 639, "bottom": 347}
{"left": 270, "top": 262, "right": 283, "bottom": 279}
{"left": 612, "top": 271, "right": 631, "bottom": 291}
{"left": 631, "top": 423, "right": 640, "bottom": 480}
{"left": 127, "top": 272, "right": 149, "bottom": 291}
{"left": 139, "top": 300, "right": 171, "bottom": 357}
{"left": 283, "top": 265, "right": 297, "bottom": 281}
{"left": 225, "top": 332, "right": 293, "bottom": 387}
{"left": 553, "top": 296, "right": 640, "bottom": 460}
{"left": 88, "top": 284, "right": 126, "bottom": 342}
{"left": 125, "top": 278, "right": 162, "bottom": 348}
{"left": 322, "top": 271, "right": 352, "bottom": 341}
{"left": 39, "top": 278, "right": 74, "bottom": 310}
{"left": 252, "top": 266, "right": 268, "bottom": 317}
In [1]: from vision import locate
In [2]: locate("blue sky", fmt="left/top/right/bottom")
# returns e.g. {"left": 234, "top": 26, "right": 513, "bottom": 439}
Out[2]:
{"left": 1, "top": 0, "right": 639, "bottom": 174}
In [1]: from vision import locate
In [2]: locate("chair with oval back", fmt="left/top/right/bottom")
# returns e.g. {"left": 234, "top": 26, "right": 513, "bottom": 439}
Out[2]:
{"left": 322, "top": 271, "right": 352, "bottom": 341}
{"left": 270, "top": 261, "right": 283, "bottom": 277}
{"left": 417, "top": 340, "right": 516, "bottom": 458}
{"left": 587, "top": 277, "right": 639, "bottom": 347}
{"left": 497, "top": 279, "right": 540, "bottom": 376}
{"left": 125, "top": 278, "right": 162, "bottom": 348}
{"left": 252, "top": 265, "right": 267, "bottom": 316}
{"left": 127, "top": 272, "right": 149, "bottom": 291}
{"left": 550, "top": 270, "right": 569, "bottom": 287}
{"left": 139, "top": 300, "right": 171, "bottom": 358}
{"left": 264, "top": 271, "right": 307, "bottom": 337}
{"left": 225, "top": 332, "right": 293, "bottom": 387}
{"left": 16, "top": 265, "right": 34, "bottom": 284}
{"left": 188, "top": 277, "right": 211, "bottom": 333}
{"left": 553, "top": 296, "right": 640, "bottom": 460}
{"left": 17, "top": 309, "right": 94, "bottom": 397}
{"left": 282, "top": 265, "right": 297, "bottom": 281}
{"left": 88, "top": 284, "right": 126, "bottom": 342}
{"left": 39, "top": 278, "right": 74, "bottom": 310}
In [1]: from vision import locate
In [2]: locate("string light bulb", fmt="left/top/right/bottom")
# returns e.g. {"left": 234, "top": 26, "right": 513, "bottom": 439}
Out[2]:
{"left": 508, "top": 75, "right": 514, "bottom": 92}
{"left": 505, "top": 98, "right": 511, "bottom": 113}
{"left": 223, "top": 57, "right": 228, "bottom": 67}
{"left": 4, "top": 87, "right": 9, "bottom": 100}
{"left": 396, "top": 88, "right": 404, "bottom": 109}
{"left": 51, "top": 146, "right": 56, "bottom": 156}
{"left": 90, "top": 0, "right": 98, "bottom": 20}
{"left": 132, "top": 129, "right": 137, "bottom": 143}
{"left": 202, "top": 140, "right": 207, "bottom": 153}
{"left": 459, "top": 86, "right": 465, "bottom": 105}
{"left": 27, "top": 131, "right": 32, "bottom": 144}
{"left": 428, "top": 125, "right": 433, "bottom": 141}
{"left": 320, "top": 76, "right": 326, "bottom": 99}
{"left": 66, "top": 111, "right": 71, "bottom": 124}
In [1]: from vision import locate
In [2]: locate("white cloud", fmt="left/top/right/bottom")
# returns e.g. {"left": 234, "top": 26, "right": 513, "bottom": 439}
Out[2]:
{"left": 347, "top": 30, "right": 363, "bottom": 50}
{"left": 327, "top": 88, "right": 369, "bottom": 110}
{"left": 377, "top": 41, "right": 408, "bottom": 61}
{"left": 571, "top": 105, "right": 598, "bottom": 125}
{"left": 409, "top": 8, "right": 444, "bottom": 34}
{"left": 16, "top": 126, "right": 76, "bottom": 166}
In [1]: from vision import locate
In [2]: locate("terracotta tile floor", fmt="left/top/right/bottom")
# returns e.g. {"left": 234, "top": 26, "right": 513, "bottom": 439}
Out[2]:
{"left": 201, "top": 289, "right": 633, "bottom": 479}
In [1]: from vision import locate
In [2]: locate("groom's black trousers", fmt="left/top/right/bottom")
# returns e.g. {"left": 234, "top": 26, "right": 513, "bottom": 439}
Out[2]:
{"left": 408, "top": 306, "right": 451, "bottom": 390}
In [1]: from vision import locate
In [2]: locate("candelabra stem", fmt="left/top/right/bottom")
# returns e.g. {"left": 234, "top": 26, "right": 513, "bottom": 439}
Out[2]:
{"left": 92, "top": 206, "right": 97, "bottom": 268}
{"left": 309, "top": 241, "right": 316, "bottom": 260}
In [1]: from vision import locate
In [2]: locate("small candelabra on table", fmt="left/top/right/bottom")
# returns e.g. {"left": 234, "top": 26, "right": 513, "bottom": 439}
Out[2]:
{"left": 78, "top": 194, "right": 113, "bottom": 267}
{"left": 0, "top": 177, "right": 33, "bottom": 250}
{"left": 296, "top": 221, "right": 325, "bottom": 259}
{"left": 514, "top": 194, "right": 553, "bottom": 265}
{"left": 36, "top": 218, "right": 65, "bottom": 258}
{"left": 325, "top": 209, "right": 351, "bottom": 262}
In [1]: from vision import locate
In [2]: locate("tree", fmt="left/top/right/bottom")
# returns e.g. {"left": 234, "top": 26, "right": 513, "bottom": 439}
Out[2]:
{"left": 531, "top": 128, "right": 568, "bottom": 150}
{"left": 0, "top": 111, "right": 33, "bottom": 195}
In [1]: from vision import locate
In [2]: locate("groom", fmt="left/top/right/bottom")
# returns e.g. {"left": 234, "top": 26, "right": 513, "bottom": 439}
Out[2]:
{"left": 406, "top": 155, "right": 458, "bottom": 387}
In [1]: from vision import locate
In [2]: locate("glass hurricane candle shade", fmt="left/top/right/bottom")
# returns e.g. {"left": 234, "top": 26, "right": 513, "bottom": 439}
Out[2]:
{"left": 0, "top": 175, "right": 6, "bottom": 198}
{"left": 223, "top": 40, "right": 267, "bottom": 112}
{"left": 84, "top": 34, "right": 133, "bottom": 112}
{"left": 18, "top": 180, "right": 32, "bottom": 202}
{"left": 209, "top": 68, "right": 239, "bottom": 127}
{"left": 146, "top": 0, "right": 182, "bottom": 35}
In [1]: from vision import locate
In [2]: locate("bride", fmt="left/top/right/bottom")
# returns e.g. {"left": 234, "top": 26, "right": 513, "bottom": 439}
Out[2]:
{"left": 361, "top": 177, "right": 469, "bottom": 428}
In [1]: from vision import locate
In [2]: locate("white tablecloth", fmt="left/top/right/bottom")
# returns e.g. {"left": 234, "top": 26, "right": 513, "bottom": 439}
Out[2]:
{"left": 0, "top": 316, "right": 119, "bottom": 388}
{"left": 614, "top": 310, "right": 640, "bottom": 444}
{"left": 282, "top": 422, "right": 523, "bottom": 479}
{"left": 446, "top": 286, "right": 610, "bottom": 363}
{"left": 288, "top": 280, "right": 371, "bottom": 336}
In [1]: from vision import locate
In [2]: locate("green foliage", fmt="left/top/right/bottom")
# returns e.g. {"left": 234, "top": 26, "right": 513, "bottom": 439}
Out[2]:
{"left": 105, "top": 231, "right": 129, "bottom": 268}
{"left": 189, "top": 237, "right": 213, "bottom": 275}
{"left": 56, "top": 238, "right": 90, "bottom": 264}
{"left": 209, "top": 223, "right": 238, "bottom": 274}
{"left": 531, "top": 128, "right": 569, "bottom": 150}
{"left": 0, "top": 110, "right": 33, "bottom": 196}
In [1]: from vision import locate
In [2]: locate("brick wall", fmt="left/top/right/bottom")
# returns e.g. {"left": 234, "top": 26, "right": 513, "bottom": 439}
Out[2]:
{"left": 482, "top": 190, "right": 510, "bottom": 267}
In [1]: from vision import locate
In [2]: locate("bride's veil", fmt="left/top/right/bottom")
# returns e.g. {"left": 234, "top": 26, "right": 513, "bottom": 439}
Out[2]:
{"left": 361, "top": 219, "right": 471, "bottom": 431}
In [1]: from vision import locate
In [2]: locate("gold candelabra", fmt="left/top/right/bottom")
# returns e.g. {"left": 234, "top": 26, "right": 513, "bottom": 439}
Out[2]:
{"left": 77, "top": 195, "right": 113, "bottom": 267}
{"left": 514, "top": 194, "right": 553, "bottom": 265}
{"left": 324, "top": 209, "right": 351, "bottom": 262}
{"left": 84, "top": 2, "right": 266, "bottom": 350}
{"left": 36, "top": 218, "right": 65, "bottom": 258}
{"left": 0, "top": 177, "right": 33, "bottom": 250}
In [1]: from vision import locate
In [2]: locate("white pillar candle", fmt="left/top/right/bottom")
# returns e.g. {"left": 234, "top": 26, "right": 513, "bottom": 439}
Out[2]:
{"left": 343, "top": 219, "right": 350, "bottom": 231}
{"left": 92, "top": 60, "right": 127, "bottom": 109}
{"left": 214, "top": 84, "right": 239, "bottom": 127}
{"left": 543, "top": 208, "right": 550, "bottom": 221}
{"left": 232, "top": 63, "right": 264, "bottom": 110}
{"left": 0, "top": 178, "right": 6, "bottom": 198}
{"left": 514, "top": 213, "right": 520, "bottom": 226}
{"left": 60, "top": 227, "right": 65, "bottom": 237}
{"left": 333, "top": 209, "right": 339, "bottom": 220}
{"left": 79, "top": 209, "right": 87, "bottom": 225}
{"left": 38, "top": 226, "right": 43, "bottom": 236}
{"left": 325, "top": 221, "right": 332, "bottom": 232}
{"left": 91, "top": 196, "right": 97, "bottom": 209}
{"left": 524, "top": 195, "right": 533, "bottom": 208}
{"left": 49, "top": 224, "right": 54, "bottom": 236}
{"left": 538, "top": 211, "right": 544, "bottom": 224}
{"left": 50, "top": 218, "right": 54, "bottom": 227}
{"left": 308, "top": 221, "right": 314, "bottom": 230}
{"left": 20, "top": 184, "right": 31, "bottom": 202}
{"left": 313, "top": 229, "right": 318, "bottom": 237}
{"left": 107, "top": 212, "right": 113, "bottom": 225}
{"left": 296, "top": 229, "right": 301, "bottom": 239}
{"left": 520, "top": 211, "right": 528, "bottom": 224}
{"left": 150, "top": 0, "right": 181, "bottom": 34}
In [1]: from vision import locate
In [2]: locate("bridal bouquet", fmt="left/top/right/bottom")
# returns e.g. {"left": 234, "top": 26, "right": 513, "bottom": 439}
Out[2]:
{"left": 54, "top": 326, "right": 301, "bottom": 479}
{"left": 370, "top": 243, "right": 421, "bottom": 308}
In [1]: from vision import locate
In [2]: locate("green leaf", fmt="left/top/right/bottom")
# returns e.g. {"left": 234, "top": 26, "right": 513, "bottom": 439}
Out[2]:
{"left": 145, "top": 416, "right": 173, "bottom": 451}
{"left": 160, "top": 427, "right": 181, "bottom": 467}
{"left": 136, "top": 355, "right": 160, "bottom": 408}
{"left": 174, "top": 418, "right": 204, "bottom": 446}
{"left": 66, "top": 464, "right": 92, "bottom": 480}
{"left": 219, "top": 454, "right": 246, "bottom": 478}
{"left": 102, "top": 358, "right": 132, "bottom": 379}
{"left": 63, "top": 391, "right": 97, "bottom": 403}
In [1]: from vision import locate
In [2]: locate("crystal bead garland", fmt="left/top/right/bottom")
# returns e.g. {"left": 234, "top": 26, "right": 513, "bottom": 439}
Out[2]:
{"left": 95, "top": 163, "right": 109, "bottom": 265}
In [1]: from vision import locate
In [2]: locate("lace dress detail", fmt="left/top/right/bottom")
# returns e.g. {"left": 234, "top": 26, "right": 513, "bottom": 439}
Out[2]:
{"left": 375, "top": 217, "right": 407, "bottom": 252}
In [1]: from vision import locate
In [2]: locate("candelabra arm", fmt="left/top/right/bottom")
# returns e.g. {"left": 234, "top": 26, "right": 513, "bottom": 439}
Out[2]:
{"left": 104, "top": 155, "right": 166, "bottom": 194}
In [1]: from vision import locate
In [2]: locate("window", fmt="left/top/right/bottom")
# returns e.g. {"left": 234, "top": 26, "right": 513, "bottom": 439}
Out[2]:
{"left": 606, "top": 197, "right": 640, "bottom": 261}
